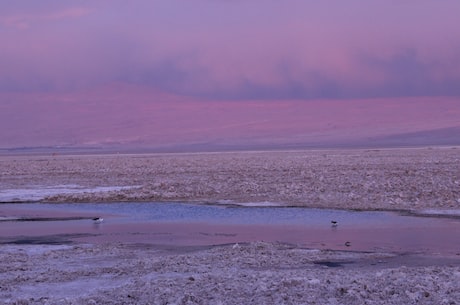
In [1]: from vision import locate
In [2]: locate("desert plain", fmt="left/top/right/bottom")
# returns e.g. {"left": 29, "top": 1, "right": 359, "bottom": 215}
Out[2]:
{"left": 1, "top": 147, "right": 459, "bottom": 304}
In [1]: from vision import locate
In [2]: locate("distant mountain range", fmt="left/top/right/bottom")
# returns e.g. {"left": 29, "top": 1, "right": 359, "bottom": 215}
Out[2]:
{"left": 1, "top": 83, "right": 459, "bottom": 153}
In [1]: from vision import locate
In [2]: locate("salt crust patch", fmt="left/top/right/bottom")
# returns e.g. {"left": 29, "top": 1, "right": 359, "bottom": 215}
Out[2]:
{"left": 419, "top": 209, "right": 460, "bottom": 216}
{"left": 216, "top": 200, "right": 284, "bottom": 207}
{"left": 0, "top": 185, "right": 139, "bottom": 202}
{"left": 0, "top": 244, "right": 74, "bottom": 256}
{"left": 1, "top": 242, "right": 459, "bottom": 305}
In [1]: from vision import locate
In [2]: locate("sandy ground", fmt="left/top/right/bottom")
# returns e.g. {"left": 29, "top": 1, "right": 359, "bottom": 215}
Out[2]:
{"left": 1, "top": 148, "right": 460, "bottom": 304}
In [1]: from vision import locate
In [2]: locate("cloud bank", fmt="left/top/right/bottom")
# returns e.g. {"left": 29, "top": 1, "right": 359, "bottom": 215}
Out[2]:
{"left": 1, "top": 0, "right": 460, "bottom": 99}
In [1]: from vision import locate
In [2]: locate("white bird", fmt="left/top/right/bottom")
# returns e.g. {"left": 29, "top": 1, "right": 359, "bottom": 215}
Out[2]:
{"left": 331, "top": 220, "right": 338, "bottom": 228}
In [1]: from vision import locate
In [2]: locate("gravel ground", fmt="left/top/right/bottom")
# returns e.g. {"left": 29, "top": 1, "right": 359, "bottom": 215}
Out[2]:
{"left": 1, "top": 148, "right": 460, "bottom": 304}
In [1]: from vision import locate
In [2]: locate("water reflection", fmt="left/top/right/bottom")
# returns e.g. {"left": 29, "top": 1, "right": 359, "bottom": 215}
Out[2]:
{"left": 1, "top": 202, "right": 459, "bottom": 255}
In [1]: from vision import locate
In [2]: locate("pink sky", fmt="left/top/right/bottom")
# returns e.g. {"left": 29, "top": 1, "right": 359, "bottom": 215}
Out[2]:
{"left": 1, "top": 1, "right": 460, "bottom": 150}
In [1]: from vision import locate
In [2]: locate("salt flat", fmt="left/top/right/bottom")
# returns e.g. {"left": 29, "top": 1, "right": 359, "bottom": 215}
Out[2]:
{"left": 1, "top": 147, "right": 459, "bottom": 211}
{"left": 1, "top": 148, "right": 459, "bottom": 304}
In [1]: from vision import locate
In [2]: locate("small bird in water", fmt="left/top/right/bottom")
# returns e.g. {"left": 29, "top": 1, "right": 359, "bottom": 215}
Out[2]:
{"left": 331, "top": 220, "right": 338, "bottom": 228}
{"left": 93, "top": 217, "right": 104, "bottom": 224}
{"left": 345, "top": 241, "right": 351, "bottom": 247}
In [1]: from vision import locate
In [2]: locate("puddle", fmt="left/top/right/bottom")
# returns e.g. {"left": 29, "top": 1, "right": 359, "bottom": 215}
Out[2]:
{"left": 1, "top": 202, "right": 459, "bottom": 256}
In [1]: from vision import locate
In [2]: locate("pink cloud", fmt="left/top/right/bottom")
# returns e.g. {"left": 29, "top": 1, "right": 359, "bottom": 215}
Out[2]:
{"left": 1, "top": 1, "right": 460, "bottom": 98}
{"left": 0, "top": 7, "right": 91, "bottom": 29}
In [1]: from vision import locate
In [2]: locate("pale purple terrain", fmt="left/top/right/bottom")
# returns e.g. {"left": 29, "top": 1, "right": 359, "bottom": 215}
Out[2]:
{"left": 1, "top": 85, "right": 459, "bottom": 151}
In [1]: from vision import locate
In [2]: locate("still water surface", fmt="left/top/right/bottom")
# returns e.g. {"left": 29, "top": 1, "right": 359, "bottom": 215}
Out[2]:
{"left": 1, "top": 202, "right": 459, "bottom": 255}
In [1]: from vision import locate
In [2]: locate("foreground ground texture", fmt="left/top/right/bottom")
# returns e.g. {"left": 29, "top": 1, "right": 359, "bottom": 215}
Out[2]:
{"left": 1, "top": 242, "right": 459, "bottom": 305}
{"left": 1, "top": 148, "right": 459, "bottom": 304}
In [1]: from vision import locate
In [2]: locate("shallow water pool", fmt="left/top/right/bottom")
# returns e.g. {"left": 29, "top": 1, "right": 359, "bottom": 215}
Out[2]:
{"left": 1, "top": 202, "right": 459, "bottom": 255}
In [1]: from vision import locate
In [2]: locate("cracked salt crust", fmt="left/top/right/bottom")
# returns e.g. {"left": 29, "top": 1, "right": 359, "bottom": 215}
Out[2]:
{"left": 0, "top": 242, "right": 459, "bottom": 305}
{"left": 0, "top": 185, "right": 140, "bottom": 203}
{"left": 1, "top": 148, "right": 458, "bottom": 211}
